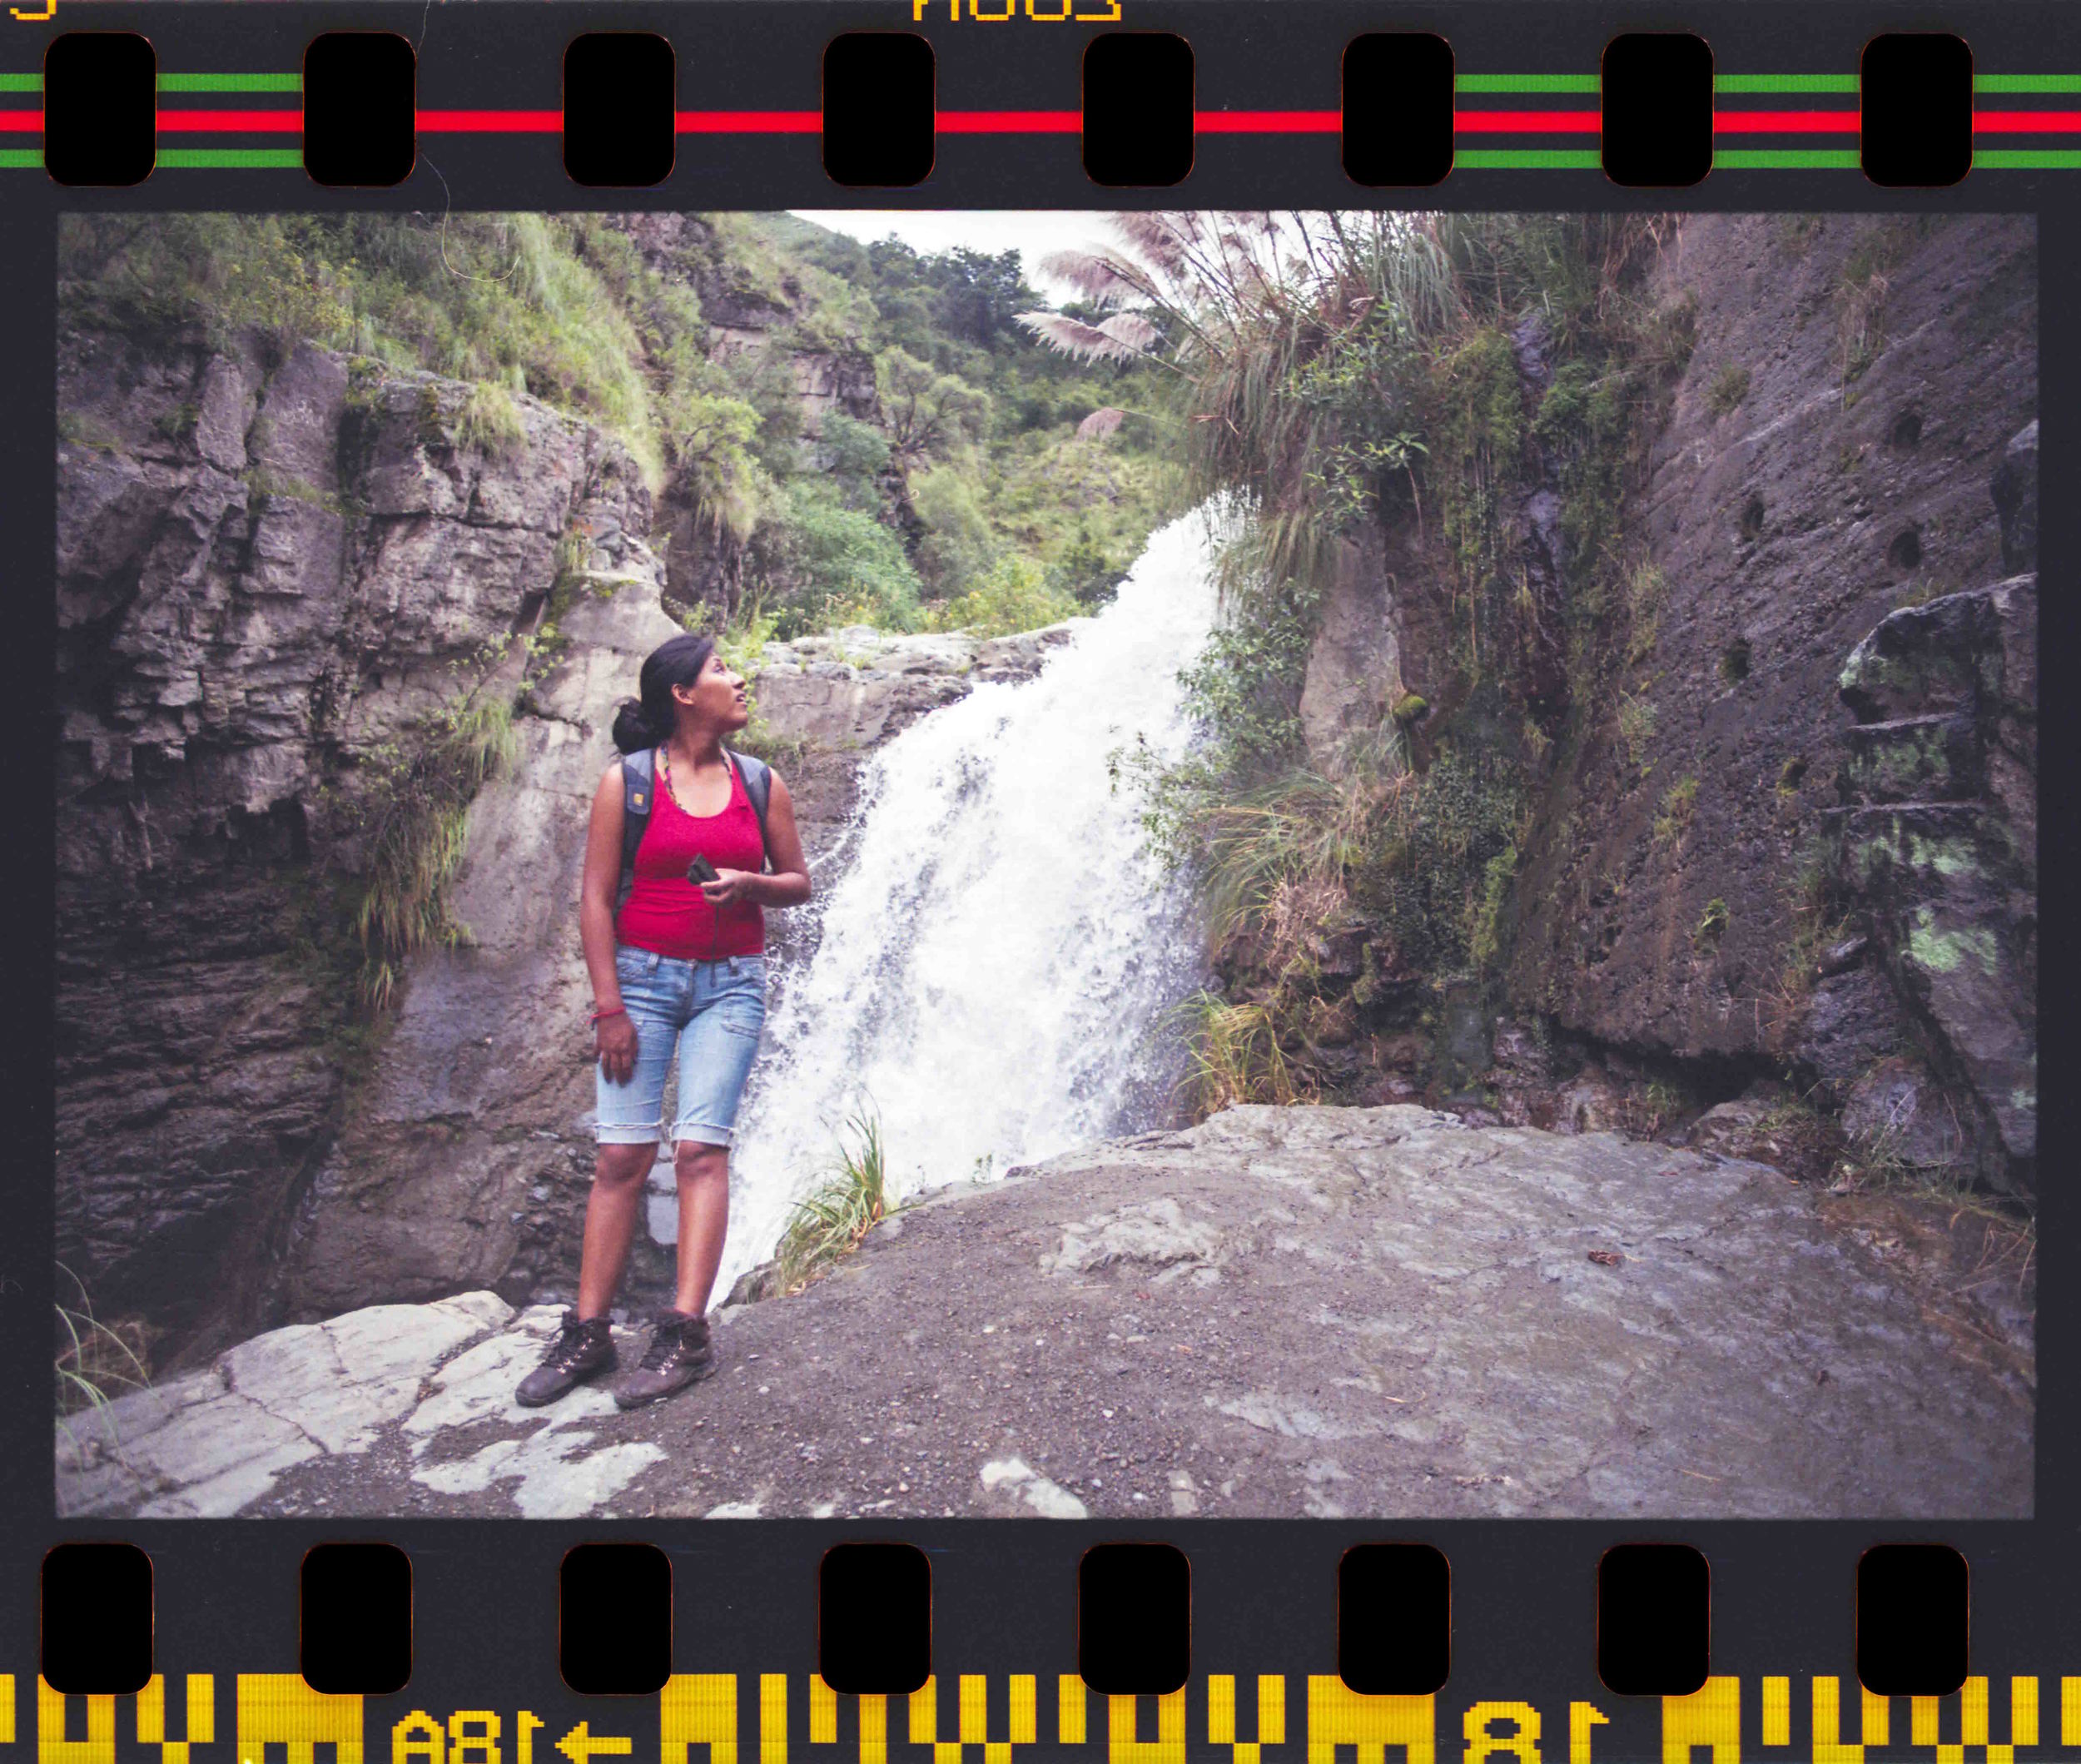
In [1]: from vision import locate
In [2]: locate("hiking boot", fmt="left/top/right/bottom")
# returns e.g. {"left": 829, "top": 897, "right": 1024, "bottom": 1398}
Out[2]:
{"left": 613, "top": 1309, "right": 715, "bottom": 1409}
{"left": 515, "top": 1310, "right": 616, "bottom": 1408}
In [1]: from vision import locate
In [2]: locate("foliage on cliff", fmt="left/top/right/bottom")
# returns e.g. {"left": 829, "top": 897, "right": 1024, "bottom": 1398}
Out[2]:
{"left": 57, "top": 212, "right": 1174, "bottom": 643}
{"left": 1034, "top": 213, "right": 1686, "bottom": 1110}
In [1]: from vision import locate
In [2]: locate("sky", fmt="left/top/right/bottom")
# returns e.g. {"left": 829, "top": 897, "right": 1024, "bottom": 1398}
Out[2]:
{"left": 788, "top": 210, "right": 1120, "bottom": 301}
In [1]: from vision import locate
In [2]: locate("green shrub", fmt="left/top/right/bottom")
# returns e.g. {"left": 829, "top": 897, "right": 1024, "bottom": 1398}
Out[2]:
{"left": 459, "top": 382, "right": 528, "bottom": 460}
{"left": 928, "top": 553, "right": 1078, "bottom": 639}
{"left": 1705, "top": 364, "right": 1751, "bottom": 418}
{"left": 818, "top": 410, "right": 891, "bottom": 504}
{"left": 772, "top": 484, "right": 924, "bottom": 637}
{"left": 910, "top": 465, "right": 999, "bottom": 593}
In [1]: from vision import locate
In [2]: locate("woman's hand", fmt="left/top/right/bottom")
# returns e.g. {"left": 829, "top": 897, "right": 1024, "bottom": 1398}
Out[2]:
{"left": 700, "top": 868, "right": 759, "bottom": 907}
{"left": 595, "top": 1013, "right": 639, "bottom": 1085}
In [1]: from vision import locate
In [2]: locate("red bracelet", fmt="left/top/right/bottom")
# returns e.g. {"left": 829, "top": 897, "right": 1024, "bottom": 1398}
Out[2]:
{"left": 589, "top": 1005, "right": 626, "bottom": 1025}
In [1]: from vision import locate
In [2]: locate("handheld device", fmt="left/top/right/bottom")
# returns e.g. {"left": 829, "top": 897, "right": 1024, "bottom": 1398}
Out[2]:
{"left": 687, "top": 855, "right": 721, "bottom": 887}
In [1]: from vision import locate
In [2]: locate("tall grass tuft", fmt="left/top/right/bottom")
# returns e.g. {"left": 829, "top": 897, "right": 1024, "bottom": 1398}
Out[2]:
{"left": 350, "top": 688, "right": 518, "bottom": 1009}
{"left": 55, "top": 1264, "right": 152, "bottom": 1487}
{"left": 775, "top": 1111, "right": 901, "bottom": 1293}
{"left": 1170, "top": 991, "right": 1304, "bottom": 1120}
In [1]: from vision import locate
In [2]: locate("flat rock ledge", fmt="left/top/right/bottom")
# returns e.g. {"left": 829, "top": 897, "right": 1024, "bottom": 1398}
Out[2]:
{"left": 58, "top": 1106, "right": 2031, "bottom": 1521}
{"left": 750, "top": 622, "right": 1080, "bottom": 749}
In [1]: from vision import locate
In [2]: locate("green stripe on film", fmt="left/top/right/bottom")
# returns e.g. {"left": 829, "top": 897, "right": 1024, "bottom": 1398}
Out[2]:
{"left": 158, "top": 147, "right": 302, "bottom": 167}
{"left": 158, "top": 72, "right": 300, "bottom": 92}
{"left": 1976, "top": 149, "right": 2081, "bottom": 168}
{"left": 1716, "top": 73, "right": 1858, "bottom": 92}
{"left": 1975, "top": 73, "right": 2081, "bottom": 92}
{"left": 1455, "top": 148, "right": 1602, "bottom": 168}
{"left": 0, "top": 72, "right": 42, "bottom": 91}
{"left": 0, "top": 147, "right": 41, "bottom": 166}
{"left": 1456, "top": 74, "right": 1600, "bottom": 93}
{"left": 1716, "top": 149, "right": 1862, "bottom": 168}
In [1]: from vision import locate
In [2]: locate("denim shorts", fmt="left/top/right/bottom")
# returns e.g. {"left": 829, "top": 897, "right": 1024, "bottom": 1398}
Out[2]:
{"left": 594, "top": 947, "right": 767, "bottom": 1149}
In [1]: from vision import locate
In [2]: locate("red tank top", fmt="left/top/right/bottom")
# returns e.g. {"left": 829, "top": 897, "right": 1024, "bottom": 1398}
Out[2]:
{"left": 613, "top": 752, "right": 766, "bottom": 960}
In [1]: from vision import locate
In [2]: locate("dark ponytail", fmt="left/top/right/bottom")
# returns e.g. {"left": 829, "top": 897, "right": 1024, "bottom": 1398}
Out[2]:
{"left": 612, "top": 632, "right": 717, "bottom": 754}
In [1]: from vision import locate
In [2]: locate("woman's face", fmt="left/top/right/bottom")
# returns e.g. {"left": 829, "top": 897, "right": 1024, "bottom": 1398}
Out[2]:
{"left": 673, "top": 650, "right": 751, "bottom": 732}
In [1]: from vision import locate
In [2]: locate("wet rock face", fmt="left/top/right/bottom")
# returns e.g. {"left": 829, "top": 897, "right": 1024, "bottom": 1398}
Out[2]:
{"left": 56, "top": 325, "right": 664, "bottom": 1357}
{"left": 1825, "top": 566, "right": 2037, "bottom": 1187}
{"left": 1298, "top": 530, "right": 1406, "bottom": 773}
{"left": 1506, "top": 214, "right": 2037, "bottom": 1084}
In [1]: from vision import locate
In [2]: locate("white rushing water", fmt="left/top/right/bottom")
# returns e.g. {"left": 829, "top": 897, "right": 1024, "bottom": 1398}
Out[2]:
{"left": 704, "top": 509, "right": 1223, "bottom": 1299}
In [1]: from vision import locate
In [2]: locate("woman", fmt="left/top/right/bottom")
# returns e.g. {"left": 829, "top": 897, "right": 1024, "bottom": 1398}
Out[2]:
{"left": 517, "top": 632, "right": 811, "bottom": 1410}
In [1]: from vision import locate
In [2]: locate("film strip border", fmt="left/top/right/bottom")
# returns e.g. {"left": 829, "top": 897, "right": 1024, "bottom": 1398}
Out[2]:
{"left": 1, "top": 69, "right": 2079, "bottom": 172}
{"left": 7, "top": 1671, "right": 2081, "bottom": 1758}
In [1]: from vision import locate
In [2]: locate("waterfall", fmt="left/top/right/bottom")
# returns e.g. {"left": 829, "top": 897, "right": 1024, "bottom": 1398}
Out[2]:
{"left": 700, "top": 509, "right": 1222, "bottom": 1299}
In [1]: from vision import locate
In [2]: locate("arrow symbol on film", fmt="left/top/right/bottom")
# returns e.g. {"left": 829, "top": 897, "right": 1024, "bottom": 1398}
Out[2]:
{"left": 558, "top": 1725, "right": 633, "bottom": 1764}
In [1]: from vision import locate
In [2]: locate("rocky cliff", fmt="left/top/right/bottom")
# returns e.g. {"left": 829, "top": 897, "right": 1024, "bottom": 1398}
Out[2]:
{"left": 1290, "top": 214, "right": 2036, "bottom": 1192}
{"left": 596, "top": 211, "right": 901, "bottom": 619}
{"left": 56, "top": 323, "right": 674, "bottom": 1362}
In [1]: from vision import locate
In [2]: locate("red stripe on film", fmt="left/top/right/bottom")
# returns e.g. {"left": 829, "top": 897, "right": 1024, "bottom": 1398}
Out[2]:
{"left": 1714, "top": 110, "right": 1860, "bottom": 133}
{"left": 417, "top": 110, "right": 563, "bottom": 132}
{"left": 936, "top": 111, "right": 1080, "bottom": 132}
{"left": 1195, "top": 111, "right": 1341, "bottom": 132}
{"left": 156, "top": 109, "right": 301, "bottom": 132}
{"left": 1974, "top": 110, "right": 2081, "bottom": 132}
{"left": 676, "top": 111, "right": 821, "bottom": 132}
{"left": 1454, "top": 110, "right": 1600, "bottom": 133}
{"left": 0, "top": 109, "right": 40, "bottom": 131}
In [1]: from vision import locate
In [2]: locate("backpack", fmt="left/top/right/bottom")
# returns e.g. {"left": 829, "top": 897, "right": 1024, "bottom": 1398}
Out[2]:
{"left": 616, "top": 747, "right": 772, "bottom": 912}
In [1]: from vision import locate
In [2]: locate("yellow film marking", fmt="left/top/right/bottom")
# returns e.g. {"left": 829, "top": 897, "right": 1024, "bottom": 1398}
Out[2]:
{"left": 1661, "top": 1675, "right": 1737, "bottom": 1764}
{"left": 1059, "top": 1680, "right": 1085, "bottom": 1747}
{"left": 758, "top": 1677, "right": 786, "bottom": 1764}
{"left": 1760, "top": 1678, "right": 1788, "bottom": 1747}
{"left": 137, "top": 1677, "right": 214, "bottom": 1764}
{"left": 235, "top": 1677, "right": 361, "bottom": 1764}
{"left": 37, "top": 1678, "right": 113, "bottom": 1764}
{"left": 1209, "top": 1677, "right": 1284, "bottom": 1764}
{"left": 1462, "top": 1700, "right": 1539, "bottom": 1764}
{"left": 1305, "top": 1678, "right": 1434, "bottom": 1764}
{"left": 1567, "top": 1703, "right": 1607, "bottom": 1764}
{"left": 1106, "top": 1692, "right": 1185, "bottom": 1764}
{"left": 661, "top": 1676, "right": 738, "bottom": 1764}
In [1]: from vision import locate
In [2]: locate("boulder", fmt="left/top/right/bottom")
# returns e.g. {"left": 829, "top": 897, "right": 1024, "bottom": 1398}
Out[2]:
{"left": 1840, "top": 1056, "right": 1969, "bottom": 1171}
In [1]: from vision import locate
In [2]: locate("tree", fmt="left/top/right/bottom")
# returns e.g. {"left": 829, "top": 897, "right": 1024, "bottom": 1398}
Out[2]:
{"left": 875, "top": 348, "right": 991, "bottom": 475}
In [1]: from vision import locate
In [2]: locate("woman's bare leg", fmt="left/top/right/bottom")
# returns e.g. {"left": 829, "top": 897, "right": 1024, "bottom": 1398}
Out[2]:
{"left": 577, "top": 1143, "right": 662, "bottom": 1319}
{"left": 672, "top": 1140, "right": 732, "bottom": 1314}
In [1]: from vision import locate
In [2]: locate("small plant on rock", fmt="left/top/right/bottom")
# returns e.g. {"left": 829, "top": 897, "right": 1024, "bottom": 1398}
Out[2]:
{"left": 54, "top": 1264, "right": 152, "bottom": 1494}
{"left": 1171, "top": 991, "right": 1304, "bottom": 1120}
{"left": 1654, "top": 775, "right": 1700, "bottom": 847}
{"left": 459, "top": 382, "right": 529, "bottom": 460}
{"left": 1617, "top": 690, "right": 1658, "bottom": 776}
{"left": 1693, "top": 896, "right": 1730, "bottom": 949}
{"left": 1705, "top": 364, "right": 1751, "bottom": 418}
{"left": 775, "top": 1111, "right": 901, "bottom": 1294}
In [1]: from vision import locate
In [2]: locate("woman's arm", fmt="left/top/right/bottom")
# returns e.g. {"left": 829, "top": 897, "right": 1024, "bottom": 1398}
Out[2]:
{"left": 581, "top": 764, "right": 639, "bottom": 1082}
{"left": 703, "top": 770, "right": 812, "bottom": 909}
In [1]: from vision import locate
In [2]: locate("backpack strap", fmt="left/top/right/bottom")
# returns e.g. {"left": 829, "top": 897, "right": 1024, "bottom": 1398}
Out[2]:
{"left": 726, "top": 748, "right": 773, "bottom": 873}
{"left": 616, "top": 748, "right": 656, "bottom": 912}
